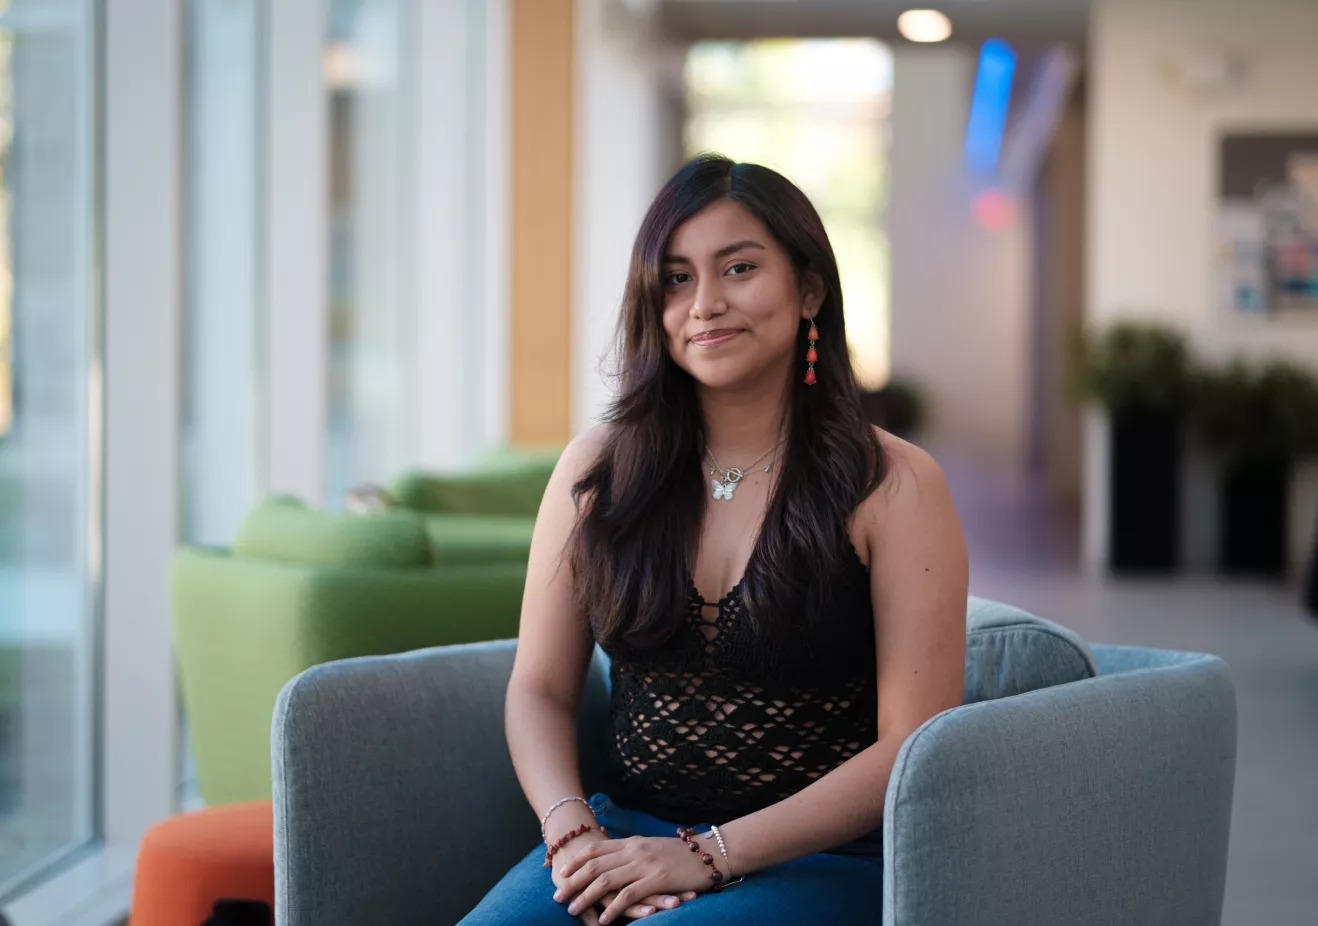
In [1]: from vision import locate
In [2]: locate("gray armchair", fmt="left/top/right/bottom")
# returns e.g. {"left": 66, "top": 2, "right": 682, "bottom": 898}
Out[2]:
{"left": 271, "top": 598, "right": 1236, "bottom": 925}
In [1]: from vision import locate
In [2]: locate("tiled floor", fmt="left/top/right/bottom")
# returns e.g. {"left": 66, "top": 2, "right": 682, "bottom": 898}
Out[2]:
{"left": 948, "top": 456, "right": 1318, "bottom": 925}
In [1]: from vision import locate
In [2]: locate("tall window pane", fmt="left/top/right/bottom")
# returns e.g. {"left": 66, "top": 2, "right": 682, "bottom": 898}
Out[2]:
{"left": 182, "top": 0, "right": 261, "bottom": 548}
{"left": 0, "top": 0, "right": 97, "bottom": 891}
{"left": 179, "top": 0, "right": 261, "bottom": 805}
{"left": 325, "top": 0, "right": 412, "bottom": 505}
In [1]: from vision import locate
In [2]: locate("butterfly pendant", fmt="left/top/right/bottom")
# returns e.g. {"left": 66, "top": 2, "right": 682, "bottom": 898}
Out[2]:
{"left": 711, "top": 478, "right": 739, "bottom": 501}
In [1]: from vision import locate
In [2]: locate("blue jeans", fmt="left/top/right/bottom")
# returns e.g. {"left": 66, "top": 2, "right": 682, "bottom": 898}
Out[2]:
{"left": 458, "top": 793, "right": 884, "bottom": 924}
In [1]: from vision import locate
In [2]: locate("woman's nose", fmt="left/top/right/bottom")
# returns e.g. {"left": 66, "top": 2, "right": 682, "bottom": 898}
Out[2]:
{"left": 691, "top": 278, "right": 727, "bottom": 319}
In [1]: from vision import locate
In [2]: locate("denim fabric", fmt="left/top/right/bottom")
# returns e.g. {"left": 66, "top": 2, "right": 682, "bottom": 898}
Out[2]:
{"left": 458, "top": 793, "right": 883, "bottom": 925}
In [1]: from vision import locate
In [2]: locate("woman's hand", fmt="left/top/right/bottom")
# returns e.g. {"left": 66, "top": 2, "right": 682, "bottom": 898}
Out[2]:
{"left": 553, "top": 835, "right": 720, "bottom": 925}
{"left": 550, "top": 834, "right": 696, "bottom": 924}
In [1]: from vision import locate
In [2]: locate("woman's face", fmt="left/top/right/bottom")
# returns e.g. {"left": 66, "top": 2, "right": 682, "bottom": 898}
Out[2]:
{"left": 661, "top": 199, "right": 822, "bottom": 391}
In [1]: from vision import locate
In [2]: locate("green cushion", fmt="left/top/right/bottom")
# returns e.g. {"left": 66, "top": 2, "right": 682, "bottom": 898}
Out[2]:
{"left": 170, "top": 548, "right": 527, "bottom": 804}
{"left": 233, "top": 497, "right": 433, "bottom": 568}
{"left": 420, "top": 514, "right": 534, "bottom": 565}
{"left": 391, "top": 461, "right": 557, "bottom": 518}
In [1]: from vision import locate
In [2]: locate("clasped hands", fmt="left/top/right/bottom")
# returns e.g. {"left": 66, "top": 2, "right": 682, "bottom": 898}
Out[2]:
{"left": 551, "top": 831, "right": 723, "bottom": 924}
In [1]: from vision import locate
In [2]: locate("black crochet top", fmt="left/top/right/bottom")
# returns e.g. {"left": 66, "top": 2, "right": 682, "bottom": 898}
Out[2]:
{"left": 598, "top": 546, "right": 877, "bottom": 825}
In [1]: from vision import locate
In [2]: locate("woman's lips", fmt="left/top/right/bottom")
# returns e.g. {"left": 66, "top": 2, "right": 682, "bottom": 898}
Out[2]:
{"left": 690, "top": 329, "right": 742, "bottom": 348}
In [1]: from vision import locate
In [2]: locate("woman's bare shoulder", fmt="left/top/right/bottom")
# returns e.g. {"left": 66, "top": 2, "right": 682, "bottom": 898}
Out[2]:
{"left": 883, "top": 424, "right": 949, "bottom": 493}
{"left": 537, "top": 424, "right": 615, "bottom": 520}
{"left": 554, "top": 424, "right": 612, "bottom": 484}
{"left": 854, "top": 426, "right": 952, "bottom": 552}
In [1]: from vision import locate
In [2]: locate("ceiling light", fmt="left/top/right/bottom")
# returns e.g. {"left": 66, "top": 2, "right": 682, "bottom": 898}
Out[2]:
{"left": 898, "top": 9, "right": 953, "bottom": 43}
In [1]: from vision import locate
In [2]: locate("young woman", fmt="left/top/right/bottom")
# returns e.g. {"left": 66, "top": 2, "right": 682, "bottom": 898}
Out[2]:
{"left": 460, "top": 155, "right": 967, "bottom": 924}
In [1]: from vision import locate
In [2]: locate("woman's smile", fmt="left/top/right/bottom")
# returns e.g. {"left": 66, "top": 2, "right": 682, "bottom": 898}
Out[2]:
{"left": 690, "top": 328, "right": 744, "bottom": 348}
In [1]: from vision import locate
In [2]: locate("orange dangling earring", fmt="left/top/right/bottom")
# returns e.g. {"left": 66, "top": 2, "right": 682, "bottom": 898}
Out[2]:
{"left": 804, "top": 320, "right": 819, "bottom": 385}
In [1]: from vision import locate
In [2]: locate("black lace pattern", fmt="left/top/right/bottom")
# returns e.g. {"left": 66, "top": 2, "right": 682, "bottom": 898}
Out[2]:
{"left": 600, "top": 549, "right": 877, "bottom": 825}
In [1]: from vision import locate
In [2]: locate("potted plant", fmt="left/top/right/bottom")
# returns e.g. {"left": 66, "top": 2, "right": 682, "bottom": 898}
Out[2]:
{"left": 1188, "top": 358, "right": 1318, "bottom": 578}
{"left": 1065, "top": 321, "right": 1193, "bottom": 574}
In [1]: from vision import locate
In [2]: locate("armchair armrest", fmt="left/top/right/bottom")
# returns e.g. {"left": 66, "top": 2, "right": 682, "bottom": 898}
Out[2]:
{"left": 272, "top": 640, "right": 611, "bottom": 926}
{"left": 882, "top": 647, "right": 1236, "bottom": 926}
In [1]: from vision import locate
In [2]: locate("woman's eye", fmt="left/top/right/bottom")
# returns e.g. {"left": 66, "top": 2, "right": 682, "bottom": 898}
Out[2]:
{"left": 727, "top": 262, "right": 755, "bottom": 276}
{"left": 666, "top": 271, "right": 691, "bottom": 286}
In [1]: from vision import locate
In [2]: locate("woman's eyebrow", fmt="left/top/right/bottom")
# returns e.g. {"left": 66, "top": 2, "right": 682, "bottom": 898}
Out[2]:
{"left": 663, "top": 239, "right": 767, "bottom": 264}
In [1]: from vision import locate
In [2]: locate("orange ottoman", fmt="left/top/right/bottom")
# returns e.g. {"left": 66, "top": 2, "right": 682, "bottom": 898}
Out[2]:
{"left": 131, "top": 800, "right": 275, "bottom": 926}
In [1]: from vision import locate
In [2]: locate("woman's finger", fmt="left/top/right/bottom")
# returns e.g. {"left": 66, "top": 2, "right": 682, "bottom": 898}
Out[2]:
{"left": 681, "top": 891, "right": 698, "bottom": 901}
{"left": 557, "top": 838, "right": 626, "bottom": 879}
{"left": 554, "top": 851, "right": 629, "bottom": 905}
{"left": 566, "top": 864, "right": 642, "bottom": 919}
{"left": 601, "top": 891, "right": 670, "bottom": 919}
{"left": 642, "top": 893, "right": 682, "bottom": 912}
{"left": 597, "top": 876, "right": 663, "bottom": 926}
{"left": 579, "top": 907, "right": 601, "bottom": 926}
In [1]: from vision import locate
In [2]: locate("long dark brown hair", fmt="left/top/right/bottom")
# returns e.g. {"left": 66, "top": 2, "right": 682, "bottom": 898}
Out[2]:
{"left": 570, "top": 154, "right": 888, "bottom": 650}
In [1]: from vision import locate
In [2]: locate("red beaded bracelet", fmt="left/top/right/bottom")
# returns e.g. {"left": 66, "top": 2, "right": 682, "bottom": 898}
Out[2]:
{"left": 676, "top": 826, "right": 727, "bottom": 890}
{"left": 542, "top": 823, "right": 610, "bottom": 868}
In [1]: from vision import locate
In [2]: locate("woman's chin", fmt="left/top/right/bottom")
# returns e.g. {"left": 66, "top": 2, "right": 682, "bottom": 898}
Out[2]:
{"left": 686, "top": 361, "right": 759, "bottom": 392}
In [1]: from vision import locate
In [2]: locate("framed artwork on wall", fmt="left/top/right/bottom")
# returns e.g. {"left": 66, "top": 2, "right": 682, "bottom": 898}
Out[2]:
{"left": 1217, "top": 133, "right": 1318, "bottom": 318}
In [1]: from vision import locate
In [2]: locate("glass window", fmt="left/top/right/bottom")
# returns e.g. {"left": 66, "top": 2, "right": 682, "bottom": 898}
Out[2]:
{"left": 181, "top": 0, "right": 262, "bottom": 549}
{"left": 0, "top": 0, "right": 98, "bottom": 893}
{"left": 178, "top": 0, "right": 262, "bottom": 806}
{"left": 325, "top": 0, "right": 413, "bottom": 505}
{"left": 685, "top": 39, "right": 893, "bottom": 388}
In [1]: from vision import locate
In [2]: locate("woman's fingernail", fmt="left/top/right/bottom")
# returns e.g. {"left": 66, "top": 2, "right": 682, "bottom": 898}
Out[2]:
{"left": 567, "top": 903, "right": 578, "bottom": 915}
{"left": 552, "top": 892, "right": 561, "bottom": 902}
{"left": 599, "top": 916, "right": 610, "bottom": 925}
{"left": 663, "top": 896, "right": 678, "bottom": 907}
{"left": 639, "top": 906, "right": 654, "bottom": 914}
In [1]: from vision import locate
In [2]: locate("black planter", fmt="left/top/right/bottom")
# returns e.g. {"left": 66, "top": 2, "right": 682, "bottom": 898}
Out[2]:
{"left": 1109, "top": 407, "right": 1181, "bottom": 573}
{"left": 1220, "top": 455, "right": 1290, "bottom": 577}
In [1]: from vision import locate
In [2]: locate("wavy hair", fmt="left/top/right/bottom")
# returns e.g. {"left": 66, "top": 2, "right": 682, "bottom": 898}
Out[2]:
{"left": 569, "top": 154, "right": 888, "bottom": 650}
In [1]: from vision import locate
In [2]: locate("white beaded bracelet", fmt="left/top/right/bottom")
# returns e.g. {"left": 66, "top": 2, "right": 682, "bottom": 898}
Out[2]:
{"left": 539, "top": 796, "right": 595, "bottom": 842}
{"left": 702, "top": 824, "right": 744, "bottom": 887}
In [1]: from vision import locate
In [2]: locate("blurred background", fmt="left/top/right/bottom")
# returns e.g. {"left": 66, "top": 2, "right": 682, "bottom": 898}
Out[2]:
{"left": 0, "top": 0, "right": 1316, "bottom": 923}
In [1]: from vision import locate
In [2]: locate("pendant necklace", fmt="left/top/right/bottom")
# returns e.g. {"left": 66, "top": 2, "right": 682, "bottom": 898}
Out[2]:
{"left": 705, "top": 437, "right": 785, "bottom": 502}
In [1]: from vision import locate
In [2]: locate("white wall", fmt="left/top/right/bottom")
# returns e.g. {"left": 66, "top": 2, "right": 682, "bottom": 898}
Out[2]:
{"left": 1085, "top": 0, "right": 1318, "bottom": 576}
{"left": 572, "top": 0, "right": 672, "bottom": 432}
{"left": 888, "top": 46, "right": 1033, "bottom": 473}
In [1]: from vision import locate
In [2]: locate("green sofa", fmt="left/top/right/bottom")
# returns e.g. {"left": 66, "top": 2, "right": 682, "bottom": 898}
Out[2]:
{"left": 172, "top": 450, "right": 559, "bottom": 806}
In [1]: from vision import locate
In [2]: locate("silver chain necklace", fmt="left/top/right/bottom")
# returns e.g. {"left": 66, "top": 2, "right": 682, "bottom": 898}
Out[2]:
{"left": 705, "top": 437, "right": 785, "bottom": 501}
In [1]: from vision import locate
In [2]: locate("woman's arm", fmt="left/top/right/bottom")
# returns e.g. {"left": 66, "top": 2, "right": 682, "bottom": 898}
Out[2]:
{"left": 506, "top": 430, "right": 697, "bottom": 922}
{"left": 704, "top": 436, "right": 969, "bottom": 874}
{"left": 506, "top": 428, "right": 610, "bottom": 844}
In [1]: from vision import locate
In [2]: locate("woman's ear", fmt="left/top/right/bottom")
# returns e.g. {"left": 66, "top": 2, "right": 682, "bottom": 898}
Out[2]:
{"left": 800, "top": 270, "right": 825, "bottom": 320}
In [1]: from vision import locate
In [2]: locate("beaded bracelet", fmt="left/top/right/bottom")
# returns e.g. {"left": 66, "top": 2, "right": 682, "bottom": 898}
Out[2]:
{"left": 676, "top": 826, "right": 727, "bottom": 890}
{"left": 539, "top": 796, "right": 595, "bottom": 842}
{"left": 702, "top": 824, "right": 744, "bottom": 889}
{"left": 542, "top": 823, "right": 609, "bottom": 868}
